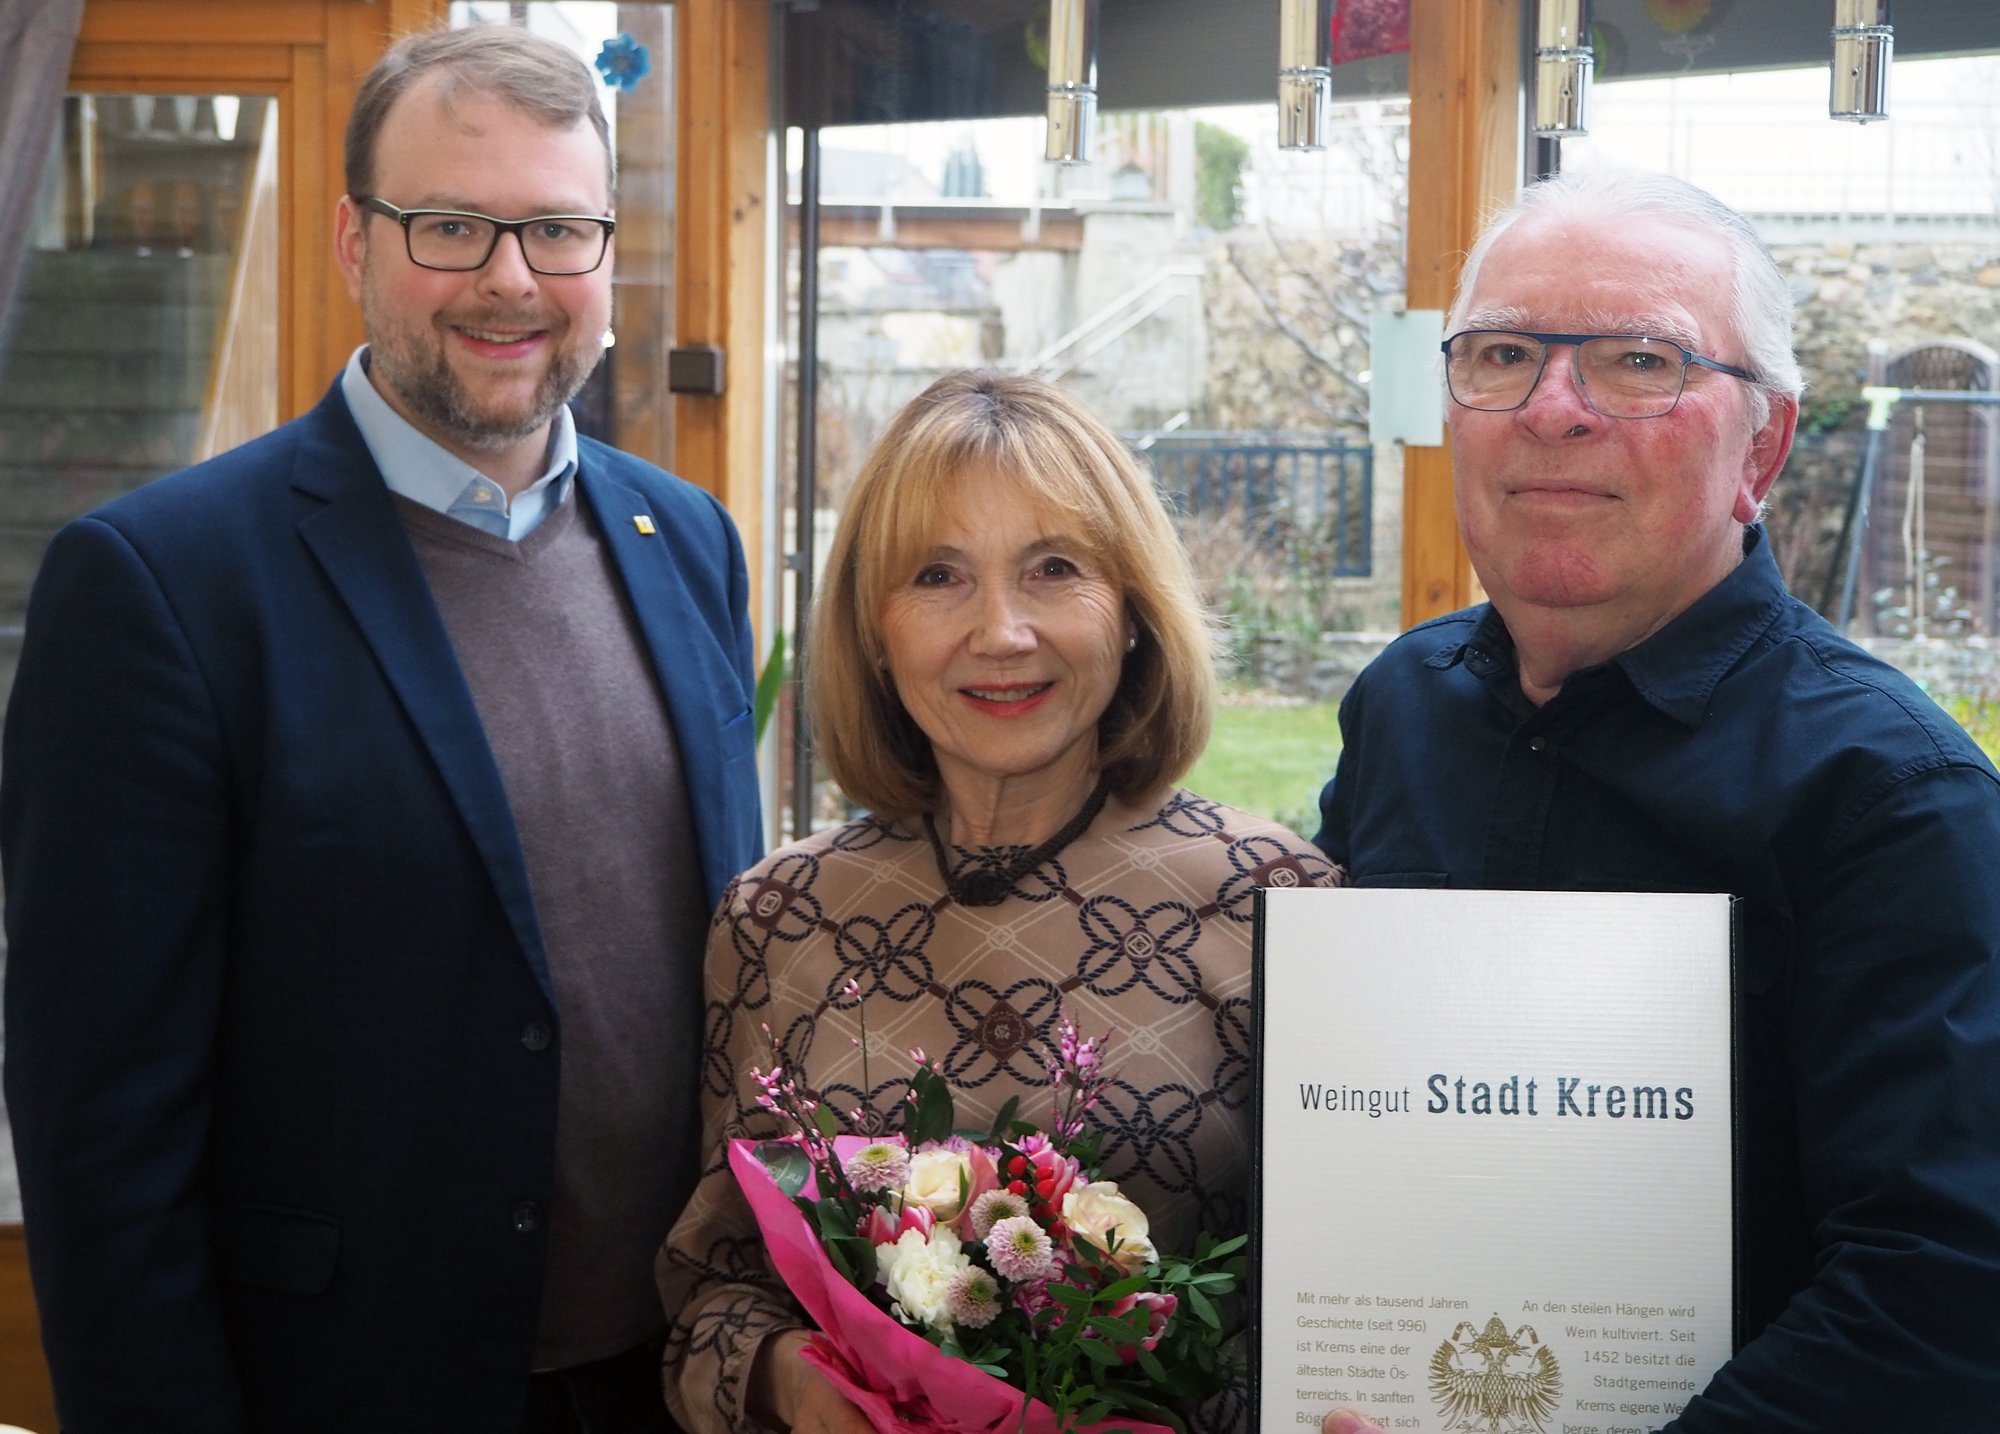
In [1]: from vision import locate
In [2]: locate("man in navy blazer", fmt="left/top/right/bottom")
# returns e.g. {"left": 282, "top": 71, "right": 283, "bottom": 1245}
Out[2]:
{"left": 2, "top": 27, "right": 761, "bottom": 1434}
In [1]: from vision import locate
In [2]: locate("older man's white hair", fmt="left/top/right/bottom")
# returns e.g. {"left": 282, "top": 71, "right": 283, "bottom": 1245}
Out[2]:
{"left": 1448, "top": 166, "right": 1805, "bottom": 430}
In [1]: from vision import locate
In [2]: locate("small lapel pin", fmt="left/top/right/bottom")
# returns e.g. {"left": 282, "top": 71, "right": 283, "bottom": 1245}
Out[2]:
{"left": 633, "top": 514, "right": 657, "bottom": 535}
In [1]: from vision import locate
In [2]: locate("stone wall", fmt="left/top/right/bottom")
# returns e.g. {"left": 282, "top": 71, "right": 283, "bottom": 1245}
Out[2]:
{"left": 1781, "top": 238, "right": 2000, "bottom": 390}
{"left": 1769, "top": 236, "right": 2000, "bottom": 673}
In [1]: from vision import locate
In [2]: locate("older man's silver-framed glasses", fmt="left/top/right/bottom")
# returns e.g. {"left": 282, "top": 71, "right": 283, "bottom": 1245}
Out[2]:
{"left": 358, "top": 196, "right": 616, "bottom": 275}
{"left": 1441, "top": 329, "right": 1758, "bottom": 419}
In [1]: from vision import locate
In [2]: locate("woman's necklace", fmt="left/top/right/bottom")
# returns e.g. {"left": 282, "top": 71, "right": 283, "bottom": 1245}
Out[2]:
{"left": 923, "top": 774, "right": 1112, "bottom": 908}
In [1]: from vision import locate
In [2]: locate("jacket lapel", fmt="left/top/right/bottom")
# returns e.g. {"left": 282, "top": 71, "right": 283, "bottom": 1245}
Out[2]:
{"left": 580, "top": 465, "right": 749, "bottom": 910}
{"left": 288, "top": 388, "right": 555, "bottom": 1001}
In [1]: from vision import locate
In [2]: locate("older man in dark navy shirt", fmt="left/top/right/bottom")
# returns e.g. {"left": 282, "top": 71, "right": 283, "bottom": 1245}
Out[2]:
{"left": 1317, "top": 169, "right": 2000, "bottom": 1434}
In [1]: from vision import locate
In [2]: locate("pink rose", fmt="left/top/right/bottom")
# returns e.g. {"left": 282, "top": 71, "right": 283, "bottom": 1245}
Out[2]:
{"left": 1008, "top": 1134, "right": 1082, "bottom": 1218}
{"left": 1011, "top": 1278, "right": 1059, "bottom": 1320}
{"left": 858, "top": 1201, "right": 935, "bottom": 1247}
{"left": 1102, "top": 1290, "right": 1177, "bottom": 1362}
{"left": 956, "top": 1143, "right": 1002, "bottom": 1233}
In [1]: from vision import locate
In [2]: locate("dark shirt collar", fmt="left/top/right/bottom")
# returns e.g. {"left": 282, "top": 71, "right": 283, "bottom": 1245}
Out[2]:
{"left": 1430, "top": 526, "right": 1791, "bottom": 727}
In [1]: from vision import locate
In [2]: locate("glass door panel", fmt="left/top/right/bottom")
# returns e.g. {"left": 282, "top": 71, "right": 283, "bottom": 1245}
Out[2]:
{"left": 450, "top": 2, "right": 678, "bottom": 466}
{"left": 0, "top": 89, "right": 279, "bottom": 1220}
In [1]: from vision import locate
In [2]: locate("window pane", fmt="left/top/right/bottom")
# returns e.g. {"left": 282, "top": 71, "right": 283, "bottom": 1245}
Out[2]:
{"left": 451, "top": 2, "right": 677, "bottom": 461}
{"left": 0, "top": 89, "right": 280, "bottom": 1220}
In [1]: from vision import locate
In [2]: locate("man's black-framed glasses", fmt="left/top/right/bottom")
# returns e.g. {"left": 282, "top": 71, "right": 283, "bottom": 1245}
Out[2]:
{"left": 1441, "top": 329, "right": 1758, "bottom": 419}
{"left": 358, "top": 196, "right": 615, "bottom": 275}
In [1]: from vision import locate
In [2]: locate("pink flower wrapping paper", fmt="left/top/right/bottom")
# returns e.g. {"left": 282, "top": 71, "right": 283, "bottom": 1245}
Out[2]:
{"left": 728, "top": 1137, "right": 1178, "bottom": 1434}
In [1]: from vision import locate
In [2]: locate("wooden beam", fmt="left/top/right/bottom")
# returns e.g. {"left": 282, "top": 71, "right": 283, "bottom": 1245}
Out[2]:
{"left": 675, "top": 0, "right": 769, "bottom": 630}
{"left": 68, "top": 44, "right": 296, "bottom": 82}
{"left": 1402, "top": 0, "right": 1521, "bottom": 627}
{"left": 78, "top": 0, "right": 327, "bottom": 45}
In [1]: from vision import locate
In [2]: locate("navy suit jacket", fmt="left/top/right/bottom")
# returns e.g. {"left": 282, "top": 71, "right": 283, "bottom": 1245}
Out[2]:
{"left": 1, "top": 384, "right": 764, "bottom": 1433}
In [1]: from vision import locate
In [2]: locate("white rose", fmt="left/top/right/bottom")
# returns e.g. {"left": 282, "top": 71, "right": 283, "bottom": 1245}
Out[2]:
{"left": 883, "top": 1227, "right": 969, "bottom": 1331}
{"left": 902, "top": 1148, "right": 974, "bottom": 1222}
{"left": 1061, "top": 1181, "right": 1157, "bottom": 1274}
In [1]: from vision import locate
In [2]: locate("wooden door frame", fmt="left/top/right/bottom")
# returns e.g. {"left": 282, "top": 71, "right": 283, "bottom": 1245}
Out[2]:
{"left": 71, "top": 0, "right": 444, "bottom": 424}
{"left": 1403, "top": 0, "right": 1522, "bottom": 627}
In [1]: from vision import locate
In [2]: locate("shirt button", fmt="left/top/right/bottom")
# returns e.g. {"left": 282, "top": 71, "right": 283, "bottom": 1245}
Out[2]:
{"left": 1528, "top": 736, "right": 1548, "bottom": 753}
{"left": 512, "top": 1201, "right": 542, "bottom": 1235}
{"left": 472, "top": 487, "right": 493, "bottom": 504}
{"left": 521, "top": 1021, "right": 553, "bottom": 1052}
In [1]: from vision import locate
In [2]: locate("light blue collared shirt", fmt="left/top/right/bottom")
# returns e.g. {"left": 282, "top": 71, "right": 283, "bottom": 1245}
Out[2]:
{"left": 340, "top": 346, "right": 576, "bottom": 541}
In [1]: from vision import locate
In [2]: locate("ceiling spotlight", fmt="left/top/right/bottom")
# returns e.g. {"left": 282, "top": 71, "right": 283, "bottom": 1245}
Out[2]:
{"left": 1045, "top": 0, "right": 1099, "bottom": 165}
{"left": 1533, "top": 0, "right": 1592, "bottom": 139}
{"left": 1278, "top": 0, "right": 1334, "bottom": 151}
{"left": 1831, "top": 0, "right": 1892, "bottom": 123}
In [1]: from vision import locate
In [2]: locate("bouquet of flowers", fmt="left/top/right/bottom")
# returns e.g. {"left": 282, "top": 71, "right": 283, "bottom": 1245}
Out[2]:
{"left": 730, "top": 1003, "right": 1246, "bottom": 1434}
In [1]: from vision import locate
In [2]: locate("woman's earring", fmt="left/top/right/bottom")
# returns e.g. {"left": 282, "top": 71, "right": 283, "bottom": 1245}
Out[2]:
{"left": 1125, "top": 634, "right": 1138, "bottom": 652}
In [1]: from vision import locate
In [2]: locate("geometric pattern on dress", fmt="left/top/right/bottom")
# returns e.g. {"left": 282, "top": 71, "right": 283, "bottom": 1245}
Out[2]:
{"left": 660, "top": 791, "right": 1343, "bottom": 1434}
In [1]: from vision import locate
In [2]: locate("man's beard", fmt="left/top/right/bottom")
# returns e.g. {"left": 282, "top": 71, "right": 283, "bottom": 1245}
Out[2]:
{"left": 365, "top": 297, "right": 602, "bottom": 453}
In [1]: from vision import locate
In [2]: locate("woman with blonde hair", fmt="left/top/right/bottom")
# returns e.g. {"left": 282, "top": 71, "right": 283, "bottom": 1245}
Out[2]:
{"left": 660, "top": 371, "right": 1340, "bottom": 1434}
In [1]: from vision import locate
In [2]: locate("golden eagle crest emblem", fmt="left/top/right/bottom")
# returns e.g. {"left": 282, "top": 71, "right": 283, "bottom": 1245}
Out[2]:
{"left": 1428, "top": 1315, "right": 1563, "bottom": 1433}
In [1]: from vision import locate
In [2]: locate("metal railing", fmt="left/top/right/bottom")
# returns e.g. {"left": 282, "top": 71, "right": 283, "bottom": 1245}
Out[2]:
{"left": 1126, "top": 430, "right": 1373, "bottom": 577}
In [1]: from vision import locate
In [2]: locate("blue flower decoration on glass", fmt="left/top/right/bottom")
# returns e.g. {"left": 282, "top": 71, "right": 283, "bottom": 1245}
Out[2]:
{"left": 595, "top": 34, "right": 650, "bottom": 92}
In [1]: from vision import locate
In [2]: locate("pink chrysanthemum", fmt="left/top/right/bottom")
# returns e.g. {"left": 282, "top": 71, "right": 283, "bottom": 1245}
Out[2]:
{"left": 843, "top": 1140, "right": 911, "bottom": 1193}
{"left": 969, "top": 1188, "right": 1031, "bottom": 1240}
{"left": 946, "top": 1266, "right": 1003, "bottom": 1328}
{"left": 986, "top": 1214, "right": 1058, "bottom": 1282}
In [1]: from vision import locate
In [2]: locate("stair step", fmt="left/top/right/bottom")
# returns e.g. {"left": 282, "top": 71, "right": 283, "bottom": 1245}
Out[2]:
{"left": 0, "top": 469, "right": 168, "bottom": 530}
{"left": 0, "top": 410, "right": 200, "bottom": 473}
{"left": 0, "top": 351, "right": 210, "bottom": 413}
{"left": 2, "top": 298, "right": 223, "bottom": 360}
{"left": 11, "top": 249, "right": 232, "bottom": 306}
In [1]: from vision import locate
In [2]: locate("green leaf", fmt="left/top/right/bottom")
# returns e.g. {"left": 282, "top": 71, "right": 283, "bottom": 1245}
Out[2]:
{"left": 1077, "top": 1338, "right": 1125, "bottom": 1367}
{"left": 1137, "top": 1348, "right": 1170, "bottom": 1384}
{"left": 1185, "top": 1284, "right": 1220, "bottom": 1329}
{"left": 843, "top": 1237, "right": 876, "bottom": 1288}
{"left": 755, "top": 1142, "right": 811, "bottom": 1197}
{"left": 811, "top": 1103, "right": 843, "bottom": 1139}
{"left": 752, "top": 627, "right": 786, "bottom": 745}
{"left": 1203, "top": 1234, "right": 1248, "bottom": 1259}
{"left": 1110, "top": 1391, "right": 1187, "bottom": 1433}
{"left": 916, "top": 1075, "right": 958, "bottom": 1146}
{"left": 824, "top": 1236, "right": 860, "bottom": 1287}
{"left": 982, "top": 1096, "right": 1021, "bottom": 1143}
{"left": 813, "top": 1201, "right": 854, "bottom": 1240}
{"left": 1095, "top": 1274, "right": 1147, "bottom": 1302}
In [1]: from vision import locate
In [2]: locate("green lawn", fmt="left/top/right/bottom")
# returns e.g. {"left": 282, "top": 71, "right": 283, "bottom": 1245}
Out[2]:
{"left": 1185, "top": 695, "right": 1341, "bottom": 841}
{"left": 1941, "top": 698, "right": 2000, "bottom": 766}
